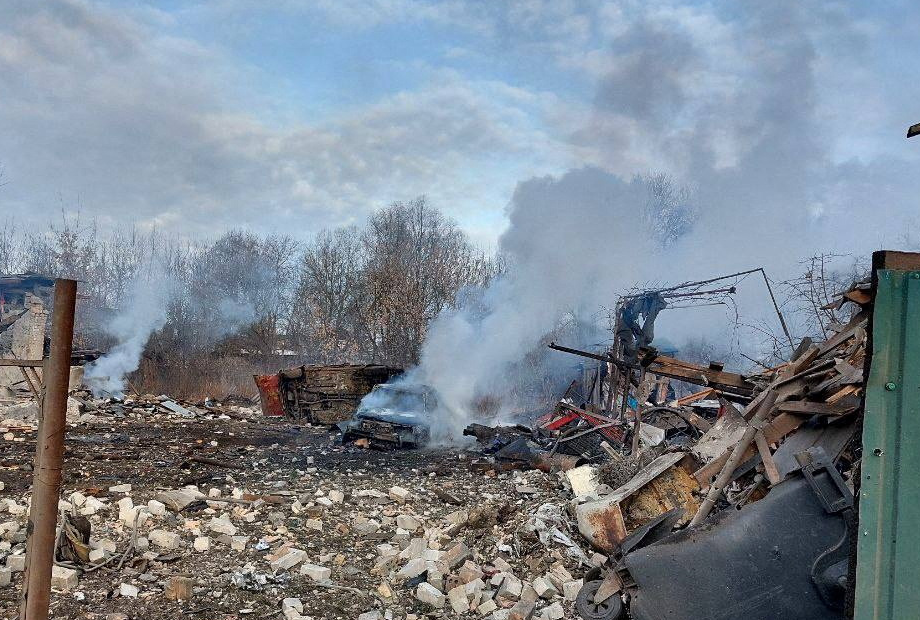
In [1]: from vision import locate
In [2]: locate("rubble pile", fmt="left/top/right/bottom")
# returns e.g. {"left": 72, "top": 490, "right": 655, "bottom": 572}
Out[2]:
{"left": 0, "top": 275, "right": 885, "bottom": 620}
{"left": 0, "top": 392, "right": 595, "bottom": 619}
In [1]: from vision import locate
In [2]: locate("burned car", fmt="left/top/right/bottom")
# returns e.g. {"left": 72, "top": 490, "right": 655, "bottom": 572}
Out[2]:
{"left": 338, "top": 383, "right": 435, "bottom": 448}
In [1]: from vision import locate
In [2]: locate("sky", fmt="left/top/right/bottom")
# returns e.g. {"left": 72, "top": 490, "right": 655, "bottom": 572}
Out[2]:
{"left": 0, "top": 0, "right": 918, "bottom": 250}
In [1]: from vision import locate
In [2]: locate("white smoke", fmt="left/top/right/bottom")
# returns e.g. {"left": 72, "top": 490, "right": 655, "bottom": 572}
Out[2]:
{"left": 85, "top": 273, "right": 171, "bottom": 397}
{"left": 392, "top": 2, "right": 920, "bottom": 441}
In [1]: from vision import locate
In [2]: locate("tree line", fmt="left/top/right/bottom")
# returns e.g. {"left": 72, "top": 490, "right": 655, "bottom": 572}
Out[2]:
{"left": 0, "top": 197, "right": 501, "bottom": 397}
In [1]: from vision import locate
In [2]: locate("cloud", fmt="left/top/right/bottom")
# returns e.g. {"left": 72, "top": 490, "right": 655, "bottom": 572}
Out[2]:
{"left": 0, "top": 0, "right": 568, "bottom": 239}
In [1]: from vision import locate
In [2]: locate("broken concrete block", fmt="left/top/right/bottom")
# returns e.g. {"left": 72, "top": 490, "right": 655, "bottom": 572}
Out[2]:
{"left": 396, "top": 558, "right": 427, "bottom": 581}
{"left": 396, "top": 514, "right": 421, "bottom": 531}
{"left": 440, "top": 542, "right": 471, "bottom": 570}
{"left": 282, "top": 597, "right": 303, "bottom": 619}
{"left": 389, "top": 486, "right": 411, "bottom": 503}
{"left": 508, "top": 599, "right": 535, "bottom": 620}
{"left": 543, "top": 601, "right": 564, "bottom": 620}
{"left": 149, "top": 529, "right": 181, "bottom": 550}
{"left": 477, "top": 599, "right": 498, "bottom": 615}
{"left": 497, "top": 574, "right": 523, "bottom": 603}
{"left": 299, "top": 563, "right": 331, "bottom": 582}
{"left": 6, "top": 554, "right": 25, "bottom": 572}
{"left": 208, "top": 516, "right": 237, "bottom": 536}
{"left": 415, "top": 582, "right": 445, "bottom": 608}
{"left": 562, "top": 579, "right": 583, "bottom": 601}
{"left": 147, "top": 499, "right": 166, "bottom": 516}
{"left": 119, "top": 583, "right": 139, "bottom": 598}
{"left": 89, "top": 548, "right": 107, "bottom": 563}
{"left": 164, "top": 576, "right": 195, "bottom": 601}
{"left": 51, "top": 565, "right": 78, "bottom": 591}
{"left": 532, "top": 576, "right": 558, "bottom": 599}
{"left": 448, "top": 584, "right": 469, "bottom": 613}
{"left": 271, "top": 548, "right": 306, "bottom": 571}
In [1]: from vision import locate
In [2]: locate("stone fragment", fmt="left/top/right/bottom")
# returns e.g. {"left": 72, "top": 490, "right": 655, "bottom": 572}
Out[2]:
{"left": 497, "top": 574, "right": 523, "bottom": 603}
{"left": 508, "top": 599, "right": 535, "bottom": 620}
{"left": 109, "top": 484, "right": 132, "bottom": 493}
{"left": 89, "top": 548, "right": 106, "bottom": 563}
{"left": 415, "top": 582, "right": 445, "bottom": 608}
{"left": 389, "top": 486, "right": 411, "bottom": 503}
{"left": 448, "top": 584, "right": 469, "bottom": 613}
{"left": 477, "top": 599, "right": 498, "bottom": 615}
{"left": 51, "top": 565, "right": 78, "bottom": 591}
{"left": 119, "top": 583, "right": 139, "bottom": 598}
{"left": 282, "top": 597, "right": 304, "bottom": 619}
{"left": 532, "top": 577, "right": 557, "bottom": 599}
{"left": 299, "top": 563, "right": 331, "bottom": 581}
{"left": 0, "top": 567, "right": 10, "bottom": 587}
{"left": 328, "top": 490, "right": 344, "bottom": 503}
{"left": 440, "top": 542, "right": 471, "bottom": 570}
{"left": 458, "top": 560, "right": 484, "bottom": 584}
{"left": 543, "top": 602, "right": 564, "bottom": 620}
{"left": 194, "top": 537, "right": 210, "bottom": 552}
{"left": 271, "top": 548, "right": 307, "bottom": 571}
{"left": 149, "top": 529, "right": 181, "bottom": 550}
{"left": 562, "top": 579, "right": 583, "bottom": 601}
{"left": 147, "top": 499, "right": 167, "bottom": 516}
{"left": 208, "top": 516, "right": 238, "bottom": 536}
{"left": 6, "top": 555, "right": 25, "bottom": 572}
{"left": 396, "top": 558, "right": 426, "bottom": 581}
{"left": 396, "top": 514, "right": 421, "bottom": 531}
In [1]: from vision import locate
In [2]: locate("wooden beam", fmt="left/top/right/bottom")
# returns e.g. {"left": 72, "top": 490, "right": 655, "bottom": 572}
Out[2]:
{"left": 645, "top": 354, "right": 756, "bottom": 396}
{"left": 754, "top": 431, "right": 781, "bottom": 485}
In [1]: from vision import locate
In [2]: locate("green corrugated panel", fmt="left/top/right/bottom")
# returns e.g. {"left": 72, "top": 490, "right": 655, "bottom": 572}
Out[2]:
{"left": 855, "top": 270, "right": 920, "bottom": 620}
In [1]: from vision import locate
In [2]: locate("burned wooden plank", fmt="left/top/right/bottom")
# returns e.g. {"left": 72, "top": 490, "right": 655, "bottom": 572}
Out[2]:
{"left": 643, "top": 354, "right": 756, "bottom": 397}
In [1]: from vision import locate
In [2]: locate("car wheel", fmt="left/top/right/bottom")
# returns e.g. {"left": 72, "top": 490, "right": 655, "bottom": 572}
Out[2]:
{"left": 575, "top": 580, "right": 625, "bottom": 620}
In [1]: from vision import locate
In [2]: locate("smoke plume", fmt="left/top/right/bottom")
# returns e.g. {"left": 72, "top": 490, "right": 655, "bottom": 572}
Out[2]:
{"left": 390, "top": 2, "right": 920, "bottom": 440}
{"left": 85, "top": 274, "right": 171, "bottom": 397}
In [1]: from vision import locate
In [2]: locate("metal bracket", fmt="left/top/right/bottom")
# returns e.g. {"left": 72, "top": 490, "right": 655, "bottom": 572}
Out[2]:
{"left": 794, "top": 447, "right": 854, "bottom": 514}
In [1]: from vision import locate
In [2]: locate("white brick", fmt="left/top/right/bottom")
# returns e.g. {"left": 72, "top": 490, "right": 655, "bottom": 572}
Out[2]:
{"left": 6, "top": 554, "right": 25, "bottom": 572}
{"left": 271, "top": 548, "right": 306, "bottom": 571}
{"left": 149, "top": 529, "right": 181, "bottom": 549}
{"left": 119, "top": 583, "right": 139, "bottom": 598}
{"left": 299, "top": 563, "right": 331, "bottom": 581}
{"left": 50, "top": 565, "right": 78, "bottom": 591}
{"left": 415, "top": 582, "right": 445, "bottom": 608}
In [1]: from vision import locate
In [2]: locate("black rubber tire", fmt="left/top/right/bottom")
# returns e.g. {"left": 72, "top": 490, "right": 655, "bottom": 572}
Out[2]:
{"left": 576, "top": 579, "right": 625, "bottom": 620}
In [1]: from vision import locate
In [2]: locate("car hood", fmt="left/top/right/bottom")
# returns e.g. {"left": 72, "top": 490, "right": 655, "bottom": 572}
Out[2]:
{"left": 354, "top": 408, "right": 428, "bottom": 426}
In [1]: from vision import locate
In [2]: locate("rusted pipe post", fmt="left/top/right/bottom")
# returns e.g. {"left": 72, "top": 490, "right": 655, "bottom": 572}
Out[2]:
{"left": 20, "top": 279, "right": 77, "bottom": 620}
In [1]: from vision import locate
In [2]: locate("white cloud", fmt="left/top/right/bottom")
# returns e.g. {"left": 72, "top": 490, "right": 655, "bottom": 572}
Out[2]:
{"left": 0, "top": 0, "right": 570, "bottom": 240}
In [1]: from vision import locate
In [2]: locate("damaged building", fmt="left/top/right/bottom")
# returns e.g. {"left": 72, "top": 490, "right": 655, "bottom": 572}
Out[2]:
{"left": 0, "top": 274, "right": 52, "bottom": 395}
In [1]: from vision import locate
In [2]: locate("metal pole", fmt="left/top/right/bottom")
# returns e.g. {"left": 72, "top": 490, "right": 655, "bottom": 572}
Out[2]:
{"left": 758, "top": 268, "right": 795, "bottom": 353}
{"left": 20, "top": 279, "right": 76, "bottom": 620}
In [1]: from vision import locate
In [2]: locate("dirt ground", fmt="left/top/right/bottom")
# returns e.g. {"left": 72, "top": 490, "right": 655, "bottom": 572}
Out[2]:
{"left": 0, "top": 404, "right": 587, "bottom": 619}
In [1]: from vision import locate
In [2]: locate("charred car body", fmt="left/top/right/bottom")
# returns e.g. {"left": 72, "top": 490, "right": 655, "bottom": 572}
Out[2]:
{"left": 338, "top": 383, "right": 435, "bottom": 447}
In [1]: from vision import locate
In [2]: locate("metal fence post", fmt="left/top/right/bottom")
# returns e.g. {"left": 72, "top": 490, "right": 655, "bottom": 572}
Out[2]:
{"left": 20, "top": 279, "right": 77, "bottom": 620}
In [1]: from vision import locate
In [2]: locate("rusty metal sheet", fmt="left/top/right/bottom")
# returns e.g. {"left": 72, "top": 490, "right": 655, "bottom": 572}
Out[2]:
{"left": 253, "top": 374, "right": 284, "bottom": 417}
